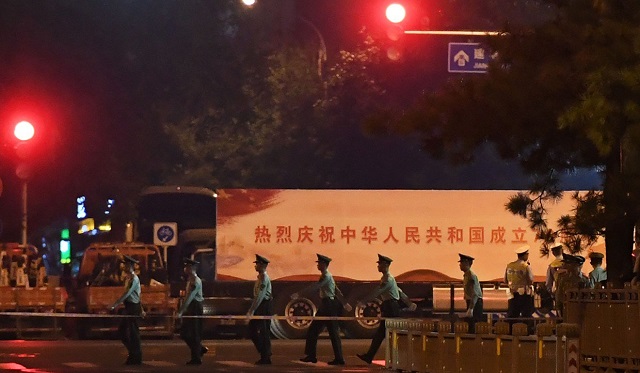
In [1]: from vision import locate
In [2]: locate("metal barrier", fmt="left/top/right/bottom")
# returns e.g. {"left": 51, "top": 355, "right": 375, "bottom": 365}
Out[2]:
{"left": 566, "top": 287, "right": 640, "bottom": 372}
{"left": 385, "top": 318, "right": 579, "bottom": 373}
{"left": 0, "top": 287, "right": 67, "bottom": 338}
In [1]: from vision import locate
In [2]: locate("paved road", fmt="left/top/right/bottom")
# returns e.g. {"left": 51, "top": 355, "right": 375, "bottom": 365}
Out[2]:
{"left": 0, "top": 339, "right": 387, "bottom": 372}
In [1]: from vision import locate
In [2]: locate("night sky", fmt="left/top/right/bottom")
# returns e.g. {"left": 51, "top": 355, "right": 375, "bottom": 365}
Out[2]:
{"left": 0, "top": 1, "right": 600, "bottom": 243}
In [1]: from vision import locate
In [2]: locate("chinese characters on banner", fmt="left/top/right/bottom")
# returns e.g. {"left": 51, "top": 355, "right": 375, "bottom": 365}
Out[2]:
{"left": 254, "top": 224, "right": 528, "bottom": 245}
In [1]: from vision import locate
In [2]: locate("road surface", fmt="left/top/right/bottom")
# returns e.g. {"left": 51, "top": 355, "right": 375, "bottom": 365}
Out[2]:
{"left": 0, "top": 338, "right": 387, "bottom": 372}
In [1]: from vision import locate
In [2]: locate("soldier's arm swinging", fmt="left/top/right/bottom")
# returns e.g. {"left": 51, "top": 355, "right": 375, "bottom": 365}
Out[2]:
{"left": 111, "top": 276, "right": 138, "bottom": 310}
{"left": 178, "top": 279, "right": 201, "bottom": 316}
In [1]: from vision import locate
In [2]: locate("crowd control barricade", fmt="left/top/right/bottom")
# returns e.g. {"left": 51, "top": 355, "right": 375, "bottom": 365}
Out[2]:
{"left": 0, "top": 287, "right": 67, "bottom": 338}
{"left": 566, "top": 287, "right": 640, "bottom": 372}
{"left": 385, "top": 318, "right": 580, "bottom": 373}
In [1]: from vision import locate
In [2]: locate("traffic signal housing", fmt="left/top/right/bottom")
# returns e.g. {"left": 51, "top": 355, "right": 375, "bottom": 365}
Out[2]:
{"left": 384, "top": 3, "right": 407, "bottom": 61}
{"left": 60, "top": 228, "right": 71, "bottom": 264}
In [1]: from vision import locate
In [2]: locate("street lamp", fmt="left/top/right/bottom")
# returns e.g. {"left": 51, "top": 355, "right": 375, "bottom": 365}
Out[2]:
{"left": 14, "top": 120, "right": 34, "bottom": 245}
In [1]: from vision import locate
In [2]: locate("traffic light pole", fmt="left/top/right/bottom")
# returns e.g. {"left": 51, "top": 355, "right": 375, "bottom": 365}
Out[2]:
{"left": 21, "top": 180, "right": 27, "bottom": 245}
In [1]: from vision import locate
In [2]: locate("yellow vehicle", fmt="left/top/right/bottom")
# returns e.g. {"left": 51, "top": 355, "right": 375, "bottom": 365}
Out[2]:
{"left": 70, "top": 242, "right": 177, "bottom": 338}
{"left": 0, "top": 243, "right": 66, "bottom": 337}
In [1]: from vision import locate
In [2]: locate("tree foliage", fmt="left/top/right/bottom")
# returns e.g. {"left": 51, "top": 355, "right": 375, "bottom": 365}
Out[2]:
{"left": 378, "top": 0, "right": 640, "bottom": 284}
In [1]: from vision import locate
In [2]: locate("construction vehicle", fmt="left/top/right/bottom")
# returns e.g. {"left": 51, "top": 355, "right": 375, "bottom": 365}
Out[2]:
{"left": 67, "top": 242, "right": 177, "bottom": 338}
{"left": 0, "top": 243, "right": 66, "bottom": 337}
{"left": 135, "top": 187, "right": 604, "bottom": 339}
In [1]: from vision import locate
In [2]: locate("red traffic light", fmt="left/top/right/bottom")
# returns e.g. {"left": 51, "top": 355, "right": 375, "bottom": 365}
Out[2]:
{"left": 14, "top": 121, "right": 35, "bottom": 141}
{"left": 386, "top": 3, "right": 406, "bottom": 23}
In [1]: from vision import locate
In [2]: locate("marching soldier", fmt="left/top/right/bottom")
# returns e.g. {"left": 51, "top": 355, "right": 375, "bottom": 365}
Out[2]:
{"left": 177, "top": 258, "right": 208, "bottom": 365}
{"left": 295, "top": 254, "right": 351, "bottom": 366}
{"left": 504, "top": 245, "right": 535, "bottom": 325}
{"left": 458, "top": 253, "right": 483, "bottom": 332}
{"left": 109, "top": 255, "right": 143, "bottom": 365}
{"left": 356, "top": 254, "right": 401, "bottom": 365}
{"left": 587, "top": 252, "right": 607, "bottom": 289}
{"left": 246, "top": 254, "right": 273, "bottom": 365}
{"left": 555, "top": 254, "right": 589, "bottom": 316}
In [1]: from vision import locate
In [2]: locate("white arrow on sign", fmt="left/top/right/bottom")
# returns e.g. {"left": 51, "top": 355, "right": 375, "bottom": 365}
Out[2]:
{"left": 454, "top": 50, "right": 470, "bottom": 67}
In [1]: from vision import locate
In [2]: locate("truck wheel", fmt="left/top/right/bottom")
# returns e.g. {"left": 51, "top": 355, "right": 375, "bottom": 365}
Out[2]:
{"left": 271, "top": 289, "right": 318, "bottom": 339}
{"left": 343, "top": 286, "right": 382, "bottom": 339}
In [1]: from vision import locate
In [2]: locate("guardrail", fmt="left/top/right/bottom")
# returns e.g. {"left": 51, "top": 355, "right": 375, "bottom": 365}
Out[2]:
{"left": 385, "top": 319, "right": 580, "bottom": 373}
{"left": 0, "top": 287, "right": 67, "bottom": 338}
{"left": 566, "top": 287, "right": 640, "bottom": 371}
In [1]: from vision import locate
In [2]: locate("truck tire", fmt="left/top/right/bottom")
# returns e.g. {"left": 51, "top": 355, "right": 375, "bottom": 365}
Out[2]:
{"left": 271, "top": 287, "right": 319, "bottom": 339}
{"left": 342, "top": 286, "right": 382, "bottom": 339}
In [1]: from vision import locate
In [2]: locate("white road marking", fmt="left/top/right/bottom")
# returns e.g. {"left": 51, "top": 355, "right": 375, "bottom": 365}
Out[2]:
{"left": 292, "top": 360, "right": 329, "bottom": 367}
{"left": 63, "top": 362, "right": 98, "bottom": 368}
{"left": 143, "top": 360, "right": 177, "bottom": 367}
{"left": 0, "top": 363, "right": 27, "bottom": 370}
{"left": 218, "top": 361, "right": 256, "bottom": 367}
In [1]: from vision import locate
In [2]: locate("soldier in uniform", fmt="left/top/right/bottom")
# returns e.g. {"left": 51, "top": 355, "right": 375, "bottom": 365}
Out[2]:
{"left": 295, "top": 254, "right": 351, "bottom": 365}
{"left": 544, "top": 244, "right": 564, "bottom": 310}
{"left": 356, "top": 254, "right": 401, "bottom": 365}
{"left": 633, "top": 247, "right": 640, "bottom": 286}
{"left": 0, "top": 248, "right": 9, "bottom": 287}
{"left": 109, "top": 255, "right": 143, "bottom": 365}
{"left": 504, "top": 245, "right": 535, "bottom": 326}
{"left": 247, "top": 254, "right": 273, "bottom": 365}
{"left": 458, "top": 253, "right": 483, "bottom": 332}
{"left": 177, "top": 258, "right": 207, "bottom": 365}
{"left": 587, "top": 252, "right": 607, "bottom": 289}
{"left": 555, "top": 254, "right": 590, "bottom": 317}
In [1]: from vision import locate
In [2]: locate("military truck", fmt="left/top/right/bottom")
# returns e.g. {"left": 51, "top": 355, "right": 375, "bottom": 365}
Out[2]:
{"left": 135, "top": 187, "right": 606, "bottom": 339}
{"left": 68, "top": 242, "right": 177, "bottom": 338}
{"left": 0, "top": 243, "right": 66, "bottom": 337}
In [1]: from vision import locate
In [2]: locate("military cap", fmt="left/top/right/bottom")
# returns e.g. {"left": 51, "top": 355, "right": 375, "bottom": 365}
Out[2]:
{"left": 515, "top": 245, "right": 530, "bottom": 255}
{"left": 316, "top": 254, "right": 332, "bottom": 263}
{"left": 588, "top": 252, "right": 604, "bottom": 260}
{"left": 377, "top": 254, "right": 393, "bottom": 264}
{"left": 550, "top": 244, "right": 565, "bottom": 253}
{"left": 253, "top": 254, "right": 270, "bottom": 264}
{"left": 121, "top": 255, "right": 139, "bottom": 265}
{"left": 183, "top": 257, "right": 199, "bottom": 265}
{"left": 562, "top": 253, "right": 585, "bottom": 264}
{"left": 458, "top": 253, "right": 474, "bottom": 263}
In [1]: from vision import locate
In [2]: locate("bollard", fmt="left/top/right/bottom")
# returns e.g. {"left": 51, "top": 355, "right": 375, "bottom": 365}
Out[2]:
{"left": 394, "top": 319, "right": 412, "bottom": 372}
{"left": 437, "top": 321, "right": 456, "bottom": 373}
{"left": 456, "top": 321, "right": 482, "bottom": 373}
{"left": 385, "top": 319, "right": 400, "bottom": 369}
{"left": 476, "top": 322, "right": 497, "bottom": 373}
{"left": 535, "top": 323, "right": 556, "bottom": 372}
{"left": 510, "top": 323, "right": 536, "bottom": 373}
{"left": 624, "top": 289, "right": 640, "bottom": 364}
{"left": 412, "top": 319, "right": 436, "bottom": 373}
{"left": 556, "top": 323, "right": 580, "bottom": 373}
{"left": 493, "top": 321, "right": 511, "bottom": 373}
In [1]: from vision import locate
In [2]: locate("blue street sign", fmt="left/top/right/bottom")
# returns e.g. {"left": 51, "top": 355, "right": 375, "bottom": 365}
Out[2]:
{"left": 448, "top": 42, "right": 492, "bottom": 73}
{"left": 156, "top": 226, "right": 174, "bottom": 243}
{"left": 154, "top": 222, "right": 178, "bottom": 246}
